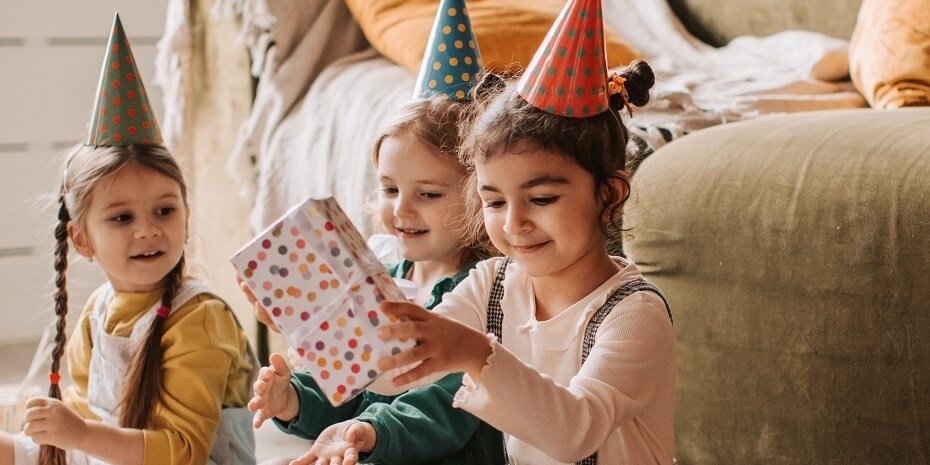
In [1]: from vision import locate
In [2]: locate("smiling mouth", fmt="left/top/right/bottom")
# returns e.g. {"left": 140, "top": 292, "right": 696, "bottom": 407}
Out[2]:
{"left": 396, "top": 228, "right": 428, "bottom": 236}
{"left": 131, "top": 251, "right": 164, "bottom": 260}
{"left": 511, "top": 241, "right": 549, "bottom": 253}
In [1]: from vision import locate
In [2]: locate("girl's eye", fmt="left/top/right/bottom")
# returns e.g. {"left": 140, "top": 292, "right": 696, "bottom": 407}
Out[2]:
{"left": 483, "top": 200, "right": 505, "bottom": 209}
{"left": 110, "top": 214, "right": 132, "bottom": 223}
{"left": 156, "top": 207, "right": 176, "bottom": 217}
{"left": 420, "top": 192, "right": 443, "bottom": 200}
{"left": 531, "top": 196, "right": 559, "bottom": 206}
{"left": 380, "top": 186, "right": 399, "bottom": 196}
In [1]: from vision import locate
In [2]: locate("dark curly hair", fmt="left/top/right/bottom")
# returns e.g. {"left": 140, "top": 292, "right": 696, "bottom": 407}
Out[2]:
{"left": 457, "top": 60, "right": 656, "bottom": 251}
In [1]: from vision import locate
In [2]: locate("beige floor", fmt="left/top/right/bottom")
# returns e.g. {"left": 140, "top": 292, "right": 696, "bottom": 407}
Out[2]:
{"left": 0, "top": 341, "right": 308, "bottom": 462}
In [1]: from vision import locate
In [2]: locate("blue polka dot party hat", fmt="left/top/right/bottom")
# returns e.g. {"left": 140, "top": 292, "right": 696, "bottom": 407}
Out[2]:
{"left": 413, "top": 0, "right": 484, "bottom": 101}
{"left": 517, "top": 0, "right": 610, "bottom": 118}
{"left": 85, "top": 13, "right": 163, "bottom": 146}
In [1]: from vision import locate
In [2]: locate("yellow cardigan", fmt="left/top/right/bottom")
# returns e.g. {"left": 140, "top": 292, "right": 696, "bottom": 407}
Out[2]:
{"left": 63, "top": 285, "right": 253, "bottom": 465}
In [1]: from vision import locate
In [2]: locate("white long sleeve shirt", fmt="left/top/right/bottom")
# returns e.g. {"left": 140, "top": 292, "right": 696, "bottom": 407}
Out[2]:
{"left": 435, "top": 257, "right": 676, "bottom": 465}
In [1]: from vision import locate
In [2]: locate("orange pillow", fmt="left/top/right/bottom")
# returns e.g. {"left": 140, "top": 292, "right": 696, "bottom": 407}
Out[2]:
{"left": 849, "top": 0, "right": 930, "bottom": 108}
{"left": 344, "top": 0, "right": 640, "bottom": 74}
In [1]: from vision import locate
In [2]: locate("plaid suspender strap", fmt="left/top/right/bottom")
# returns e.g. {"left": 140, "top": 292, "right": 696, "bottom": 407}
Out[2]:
{"left": 486, "top": 258, "right": 510, "bottom": 342}
{"left": 576, "top": 278, "right": 672, "bottom": 465}
{"left": 485, "top": 258, "right": 511, "bottom": 463}
{"left": 582, "top": 278, "right": 672, "bottom": 361}
{"left": 484, "top": 258, "right": 672, "bottom": 465}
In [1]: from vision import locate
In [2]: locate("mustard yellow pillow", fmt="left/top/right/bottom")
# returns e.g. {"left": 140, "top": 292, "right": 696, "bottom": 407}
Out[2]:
{"left": 849, "top": 0, "right": 930, "bottom": 108}
{"left": 344, "top": 0, "right": 640, "bottom": 74}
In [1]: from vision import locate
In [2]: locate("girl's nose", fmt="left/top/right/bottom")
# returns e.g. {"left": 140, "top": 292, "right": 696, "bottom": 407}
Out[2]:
{"left": 134, "top": 219, "right": 161, "bottom": 239}
{"left": 393, "top": 194, "right": 416, "bottom": 219}
{"left": 502, "top": 205, "right": 531, "bottom": 235}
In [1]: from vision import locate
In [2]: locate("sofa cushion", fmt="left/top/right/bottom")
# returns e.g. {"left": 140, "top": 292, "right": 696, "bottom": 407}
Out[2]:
{"left": 344, "top": 0, "right": 640, "bottom": 74}
{"left": 625, "top": 108, "right": 930, "bottom": 464}
{"left": 849, "top": 0, "right": 930, "bottom": 108}
{"left": 667, "top": 0, "right": 862, "bottom": 46}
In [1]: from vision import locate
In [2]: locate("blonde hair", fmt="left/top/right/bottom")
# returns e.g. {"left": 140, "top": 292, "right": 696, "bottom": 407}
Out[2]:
{"left": 371, "top": 97, "right": 497, "bottom": 264}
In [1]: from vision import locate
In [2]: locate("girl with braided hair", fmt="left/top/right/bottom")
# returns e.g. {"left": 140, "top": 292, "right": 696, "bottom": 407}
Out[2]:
{"left": 0, "top": 14, "right": 255, "bottom": 465}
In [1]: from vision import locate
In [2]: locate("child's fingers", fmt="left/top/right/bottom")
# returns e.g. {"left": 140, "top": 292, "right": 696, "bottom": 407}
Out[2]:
{"left": 268, "top": 352, "right": 290, "bottom": 375}
{"left": 253, "top": 377, "right": 269, "bottom": 397}
{"left": 254, "top": 305, "right": 281, "bottom": 333}
{"left": 289, "top": 450, "right": 317, "bottom": 465}
{"left": 343, "top": 448, "right": 359, "bottom": 465}
{"left": 21, "top": 418, "right": 42, "bottom": 436}
{"left": 247, "top": 395, "right": 261, "bottom": 412}
{"left": 376, "top": 341, "right": 430, "bottom": 371}
{"left": 239, "top": 281, "right": 257, "bottom": 304}
{"left": 388, "top": 358, "right": 438, "bottom": 386}
{"left": 344, "top": 422, "right": 362, "bottom": 444}
{"left": 24, "top": 396, "right": 50, "bottom": 409}
{"left": 379, "top": 301, "right": 431, "bottom": 321}
{"left": 251, "top": 410, "right": 266, "bottom": 429}
{"left": 376, "top": 318, "right": 429, "bottom": 343}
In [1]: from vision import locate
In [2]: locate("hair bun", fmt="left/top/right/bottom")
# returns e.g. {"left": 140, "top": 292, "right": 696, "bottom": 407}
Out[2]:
{"left": 622, "top": 60, "right": 655, "bottom": 107}
{"left": 608, "top": 60, "right": 655, "bottom": 110}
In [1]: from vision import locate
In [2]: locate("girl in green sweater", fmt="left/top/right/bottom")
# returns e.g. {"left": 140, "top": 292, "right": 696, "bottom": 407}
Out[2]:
{"left": 246, "top": 91, "right": 502, "bottom": 465}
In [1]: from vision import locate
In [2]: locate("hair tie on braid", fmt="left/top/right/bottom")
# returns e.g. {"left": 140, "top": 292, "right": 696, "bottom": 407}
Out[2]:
{"left": 156, "top": 306, "right": 170, "bottom": 319}
{"left": 49, "top": 372, "right": 62, "bottom": 385}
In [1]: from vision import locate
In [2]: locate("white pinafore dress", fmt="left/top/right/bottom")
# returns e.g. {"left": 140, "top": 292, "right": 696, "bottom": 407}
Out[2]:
{"left": 14, "top": 280, "right": 255, "bottom": 465}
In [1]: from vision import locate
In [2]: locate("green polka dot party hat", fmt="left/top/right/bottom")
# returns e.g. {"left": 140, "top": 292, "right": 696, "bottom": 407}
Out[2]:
{"left": 413, "top": 0, "right": 484, "bottom": 101}
{"left": 517, "top": 0, "right": 610, "bottom": 118}
{"left": 85, "top": 13, "right": 162, "bottom": 146}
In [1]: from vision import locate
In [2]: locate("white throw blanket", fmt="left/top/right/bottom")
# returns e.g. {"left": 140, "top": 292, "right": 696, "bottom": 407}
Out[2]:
{"left": 603, "top": 0, "right": 865, "bottom": 148}
{"left": 157, "top": 0, "right": 866, "bottom": 233}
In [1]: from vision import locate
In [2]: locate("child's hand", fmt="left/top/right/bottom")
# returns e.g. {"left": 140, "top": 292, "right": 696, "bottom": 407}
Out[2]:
{"left": 248, "top": 353, "right": 298, "bottom": 427}
{"left": 22, "top": 396, "right": 87, "bottom": 450}
{"left": 289, "top": 419, "right": 376, "bottom": 465}
{"left": 239, "top": 279, "right": 281, "bottom": 333}
{"left": 376, "top": 301, "right": 493, "bottom": 386}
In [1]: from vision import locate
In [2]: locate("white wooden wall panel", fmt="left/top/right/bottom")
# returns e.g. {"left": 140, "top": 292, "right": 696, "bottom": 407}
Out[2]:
{"left": 0, "top": 148, "right": 57, "bottom": 250}
{"left": 0, "top": 3, "right": 165, "bottom": 345}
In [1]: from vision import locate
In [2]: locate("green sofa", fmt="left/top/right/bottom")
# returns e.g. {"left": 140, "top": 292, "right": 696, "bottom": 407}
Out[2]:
{"left": 624, "top": 1, "right": 930, "bottom": 464}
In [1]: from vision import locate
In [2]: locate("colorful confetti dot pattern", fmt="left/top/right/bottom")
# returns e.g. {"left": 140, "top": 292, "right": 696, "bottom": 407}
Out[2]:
{"left": 517, "top": 0, "right": 610, "bottom": 118}
{"left": 412, "top": 0, "right": 483, "bottom": 101}
{"left": 85, "top": 13, "right": 162, "bottom": 146}
{"left": 230, "top": 196, "right": 413, "bottom": 406}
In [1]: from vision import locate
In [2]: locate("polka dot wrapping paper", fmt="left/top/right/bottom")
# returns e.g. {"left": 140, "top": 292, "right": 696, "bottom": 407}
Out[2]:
{"left": 230, "top": 196, "right": 413, "bottom": 406}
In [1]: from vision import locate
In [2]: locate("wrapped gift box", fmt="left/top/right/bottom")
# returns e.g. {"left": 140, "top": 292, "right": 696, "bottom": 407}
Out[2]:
{"left": 231, "top": 196, "right": 413, "bottom": 406}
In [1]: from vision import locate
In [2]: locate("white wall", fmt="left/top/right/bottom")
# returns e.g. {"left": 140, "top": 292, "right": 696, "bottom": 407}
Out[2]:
{"left": 0, "top": 2, "right": 166, "bottom": 345}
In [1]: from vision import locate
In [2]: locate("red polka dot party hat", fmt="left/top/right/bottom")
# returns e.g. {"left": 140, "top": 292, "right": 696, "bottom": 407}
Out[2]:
{"left": 517, "top": 0, "right": 610, "bottom": 118}
{"left": 85, "top": 13, "right": 162, "bottom": 146}
{"left": 413, "top": 0, "right": 484, "bottom": 101}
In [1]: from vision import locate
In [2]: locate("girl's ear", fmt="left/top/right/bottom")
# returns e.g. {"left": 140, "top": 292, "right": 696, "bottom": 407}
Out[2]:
{"left": 602, "top": 170, "right": 631, "bottom": 222}
{"left": 68, "top": 221, "right": 94, "bottom": 259}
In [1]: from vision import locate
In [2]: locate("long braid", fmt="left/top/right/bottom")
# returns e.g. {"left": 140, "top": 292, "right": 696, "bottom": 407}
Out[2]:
{"left": 38, "top": 198, "right": 71, "bottom": 465}
{"left": 118, "top": 255, "right": 185, "bottom": 429}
